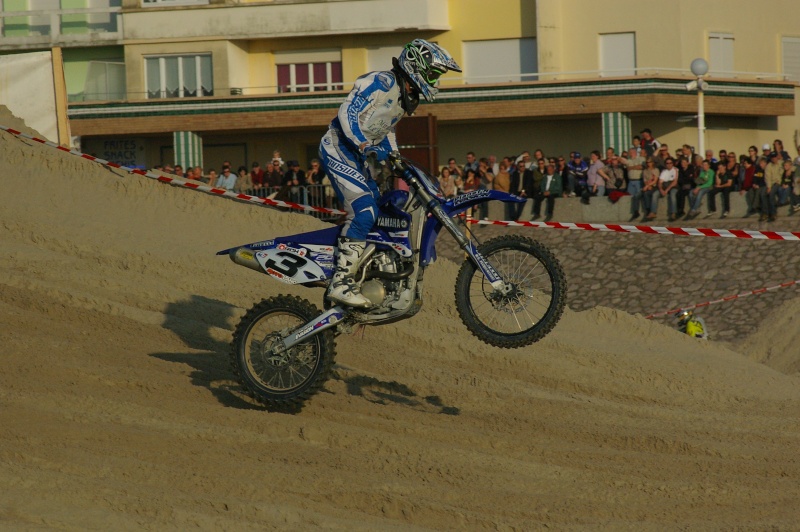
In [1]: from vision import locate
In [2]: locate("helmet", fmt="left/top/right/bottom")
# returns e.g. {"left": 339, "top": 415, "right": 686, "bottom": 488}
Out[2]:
{"left": 395, "top": 39, "right": 461, "bottom": 103}
{"left": 674, "top": 309, "right": 693, "bottom": 326}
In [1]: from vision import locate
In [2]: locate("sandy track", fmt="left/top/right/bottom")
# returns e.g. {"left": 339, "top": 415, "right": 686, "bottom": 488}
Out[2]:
{"left": 1, "top": 113, "right": 799, "bottom": 529}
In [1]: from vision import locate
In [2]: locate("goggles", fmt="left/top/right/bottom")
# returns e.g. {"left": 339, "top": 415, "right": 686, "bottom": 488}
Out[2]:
{"left": 425, "top": 67, "right": 446, "bottom": 85}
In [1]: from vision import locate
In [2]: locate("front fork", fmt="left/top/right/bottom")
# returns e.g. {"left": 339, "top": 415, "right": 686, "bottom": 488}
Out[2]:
{"left": 405, "top": 176, "right": 506, "bottom": 291}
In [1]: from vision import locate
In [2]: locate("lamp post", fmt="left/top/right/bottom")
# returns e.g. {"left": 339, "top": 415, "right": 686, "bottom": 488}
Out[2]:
{"left": 689, "top": 58, "right": 709, "bottom": 157}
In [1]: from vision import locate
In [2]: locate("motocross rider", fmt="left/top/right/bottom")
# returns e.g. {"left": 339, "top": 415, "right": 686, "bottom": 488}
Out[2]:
{"left": 319, "top": 39, "right": 461, "bottom": 307}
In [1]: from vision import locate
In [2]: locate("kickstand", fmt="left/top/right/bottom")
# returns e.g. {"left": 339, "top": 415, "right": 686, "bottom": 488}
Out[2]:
{"left": 352, "top": 324, "right": 367, "bottom": 339}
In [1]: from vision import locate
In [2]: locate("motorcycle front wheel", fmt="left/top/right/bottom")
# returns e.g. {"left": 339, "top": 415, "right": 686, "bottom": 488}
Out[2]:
{"left": 455, "top": 235, "right": 567, "bottom": 349}
{"left": 230, "top": 295, "right": 336, "bottom": 410}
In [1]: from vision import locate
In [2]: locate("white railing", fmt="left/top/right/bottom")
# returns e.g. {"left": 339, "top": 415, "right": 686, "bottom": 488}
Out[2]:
{"left": 451, "top": 67, "right": 789, "bottom": 84}
{"left": 72, "top": 66, "right": 795, "bottom": 102}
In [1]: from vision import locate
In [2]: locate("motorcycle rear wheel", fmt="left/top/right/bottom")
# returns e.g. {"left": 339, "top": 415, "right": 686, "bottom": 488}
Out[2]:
{"left": 230, "top": 295, "right": 335, "bottom": 410}
{"left": 455, "top": 235, "right": 567, "bottom": 348}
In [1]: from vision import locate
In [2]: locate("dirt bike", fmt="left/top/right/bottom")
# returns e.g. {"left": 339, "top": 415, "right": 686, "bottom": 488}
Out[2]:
{"left": 218, "top": 155, "right": 567, "bottom": 410}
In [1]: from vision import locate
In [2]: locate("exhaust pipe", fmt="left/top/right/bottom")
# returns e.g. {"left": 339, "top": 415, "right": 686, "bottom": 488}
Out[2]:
{"left": 228, "top": 247, "right": 265, "bottom": 274}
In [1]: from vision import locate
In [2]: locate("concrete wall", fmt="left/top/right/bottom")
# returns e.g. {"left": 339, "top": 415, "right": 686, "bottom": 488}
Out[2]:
{"left": 122, "top": 0, "right": 450, "bottom": 41}
{"left": 535, "top": 0, "right": 800, "bottom": 77}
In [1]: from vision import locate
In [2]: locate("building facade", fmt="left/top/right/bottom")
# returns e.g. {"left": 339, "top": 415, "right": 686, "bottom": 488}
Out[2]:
{"left": 1, "top": 0, "right": 799, "bottom": 171}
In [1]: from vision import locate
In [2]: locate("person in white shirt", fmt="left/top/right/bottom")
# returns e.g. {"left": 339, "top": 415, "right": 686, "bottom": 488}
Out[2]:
{"left": 648, "top": 157, "right": 678, "bottom": 220}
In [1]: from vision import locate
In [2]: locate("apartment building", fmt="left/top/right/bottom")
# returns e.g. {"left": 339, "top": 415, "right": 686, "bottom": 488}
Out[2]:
{"left": 1, "top": 0, "right": 799, "bottom": 171}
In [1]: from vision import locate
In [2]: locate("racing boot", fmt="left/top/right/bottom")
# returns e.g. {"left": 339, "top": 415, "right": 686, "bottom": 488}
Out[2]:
{"left": 326, "top": 237, "right": 371, "bottom": 308}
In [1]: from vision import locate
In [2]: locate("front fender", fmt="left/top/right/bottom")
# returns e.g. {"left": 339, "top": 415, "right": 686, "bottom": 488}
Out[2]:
{"left": 442, "top": 189, "right": 525, "bottom": 217}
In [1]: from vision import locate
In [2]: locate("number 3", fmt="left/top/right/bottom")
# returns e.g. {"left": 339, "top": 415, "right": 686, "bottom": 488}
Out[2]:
{"left": 264, "top": 251, "right": 307, "bottom": 277}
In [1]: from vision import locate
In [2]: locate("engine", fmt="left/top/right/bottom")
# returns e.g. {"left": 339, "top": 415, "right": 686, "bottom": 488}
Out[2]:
{"left": 358, "top": 251, "right": 414, "bottom": 309}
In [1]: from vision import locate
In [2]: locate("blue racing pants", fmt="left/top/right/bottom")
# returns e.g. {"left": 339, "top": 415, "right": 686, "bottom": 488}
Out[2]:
{"left": 319, "top": 127, "right": 383, "bottom": 240}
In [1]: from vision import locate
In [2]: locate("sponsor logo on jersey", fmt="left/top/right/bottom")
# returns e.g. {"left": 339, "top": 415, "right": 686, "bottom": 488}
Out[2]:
{"left": 376, "top": 216, "right": 408, "bottom": 229}
{"left": 327, "top": 157, "right": 367, "bottom": 185}
{"left": 453, "top": 189, "right": 491, "bottom": 206}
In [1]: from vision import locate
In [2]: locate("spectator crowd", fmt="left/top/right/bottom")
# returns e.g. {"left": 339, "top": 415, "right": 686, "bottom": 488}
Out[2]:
{"left": 153, "top": 130, "right": 800, "bottom": 224}
{"left": 153, "top": 150, "right": 338, "bottom": 218}
{"left": 436, "top": 130, "right": 800, "bottom": 223}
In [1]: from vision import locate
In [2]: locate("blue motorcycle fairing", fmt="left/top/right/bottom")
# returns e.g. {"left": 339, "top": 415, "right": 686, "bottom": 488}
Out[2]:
{"left": 216, "top": 224, "right": 343, "bottom": 256}
{"left": 442, "top": 189, "right": 525, "bottom": 217}
{"left": 217, "top": 196, "right": 414, "bottom": 284}
{"left": 417, "top": 189, "right": 524, "bottom": 266}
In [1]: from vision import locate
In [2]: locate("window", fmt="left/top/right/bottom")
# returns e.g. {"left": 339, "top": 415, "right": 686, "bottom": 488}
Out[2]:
{"left": 27, "top": 0, "right": 52, "bottom": 36}
{"left": 463, "top": 38, "right": 537, "bottom": 83}
{"left": 599, "top": 33, "right": 636, "bottom": 77}
{"left": 709, "top": 33, "right": 734, "bottom": 77}
{"left": 145, "top": 54, "right": 212, "bottom": 98}
{"left": 782, "top": 37, "right": 800, "bottom": 82}
{"left": 277, "top": 62, "right": 343, "bottom": 93}
{"left": 82, "top": 61, "right": 126, "bottom": 101}
{"left": 274, "top": 50, "right": 343, "bottom": 93}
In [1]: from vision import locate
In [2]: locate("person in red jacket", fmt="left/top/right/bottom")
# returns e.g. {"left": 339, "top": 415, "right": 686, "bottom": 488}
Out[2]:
{"left": 250, "top": 161, "right": 265, "bottom": 197}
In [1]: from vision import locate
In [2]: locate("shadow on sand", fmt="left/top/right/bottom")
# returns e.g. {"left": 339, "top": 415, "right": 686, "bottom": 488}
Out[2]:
{"left": 151, "top": 295, "right": 459, "bottom": 415}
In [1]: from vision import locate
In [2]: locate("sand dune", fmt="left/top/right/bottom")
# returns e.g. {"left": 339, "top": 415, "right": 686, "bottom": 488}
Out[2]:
{"left": 1, "top": 108, "right": 798, "bottom": 529}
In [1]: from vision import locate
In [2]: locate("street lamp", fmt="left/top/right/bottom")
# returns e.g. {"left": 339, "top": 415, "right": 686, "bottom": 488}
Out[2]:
{"left": 686, "top": 58, "right": 709, "bottom": 157}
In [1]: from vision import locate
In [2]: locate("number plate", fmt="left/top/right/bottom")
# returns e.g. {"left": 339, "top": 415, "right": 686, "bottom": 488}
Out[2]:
{"left": 255, "top": 249, "right": 327, "bottom": 284}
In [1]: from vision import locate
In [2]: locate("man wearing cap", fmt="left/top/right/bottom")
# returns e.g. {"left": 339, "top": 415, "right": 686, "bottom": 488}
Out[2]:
{"left": 566, "top": 152, "right": 588, "bottom": 199}
{"left": 283, "top": 160, "right": 307, "bottom": 204}
{"left": 764, "top": 151, "right": 784, "bottom": 221}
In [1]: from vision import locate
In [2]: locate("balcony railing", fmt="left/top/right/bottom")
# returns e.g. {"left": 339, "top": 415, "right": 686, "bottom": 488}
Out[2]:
{"left": 0, "top": 6, "right": 123, "bottom": 49}
{"left": 71, "top": 66, "right": 794, "bottom": 103}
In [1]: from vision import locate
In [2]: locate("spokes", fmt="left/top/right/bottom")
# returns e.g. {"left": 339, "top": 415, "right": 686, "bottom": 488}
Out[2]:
{"left": 468, "top": 248, "right": 554, "bottom": 335}
{"left": 243, "top": 312, "right": 321, "bottom": 392}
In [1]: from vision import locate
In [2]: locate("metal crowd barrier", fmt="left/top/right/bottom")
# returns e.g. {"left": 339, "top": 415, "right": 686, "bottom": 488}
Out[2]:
{"left": 235, "top": 184, "right": 342, "bottom": 221}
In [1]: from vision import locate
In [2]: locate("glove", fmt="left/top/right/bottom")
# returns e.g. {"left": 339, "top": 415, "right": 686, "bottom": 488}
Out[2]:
{"left": 387, "top": 150, "right": 406, "bottom": 172}
{"left": 363, "top": 144, "right": 390, "bottom": 162}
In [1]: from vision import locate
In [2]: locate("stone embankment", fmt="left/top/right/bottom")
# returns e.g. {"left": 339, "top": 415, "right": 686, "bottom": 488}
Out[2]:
{"left": 437, "top": 196, "right": 800, "bottom": 344}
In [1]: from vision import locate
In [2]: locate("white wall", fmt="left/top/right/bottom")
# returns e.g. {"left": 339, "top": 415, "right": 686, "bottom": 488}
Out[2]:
{"left": 0, "top": 51, "right": 58, "bottom": 142}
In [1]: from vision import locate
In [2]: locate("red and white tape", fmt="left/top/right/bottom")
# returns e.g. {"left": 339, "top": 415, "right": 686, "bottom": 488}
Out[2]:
{"left": 0, "top": 125, "right": 347, "bottom": 216}
{"left": 467, "top": 217, "right": 800, "bottom": 241}
{"left": 5, "top": 123, "right": 800, "bottom": 239}
{"left": 645, "top": 279, "right": 800, "bottom": 319}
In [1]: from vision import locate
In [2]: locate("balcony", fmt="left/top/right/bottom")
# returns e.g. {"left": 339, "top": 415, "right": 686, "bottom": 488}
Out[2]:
{"left": 0, "top": 5, "right": 123, "bottom": 51}
{"left": 122, "top": 0, "right": 450, "bottom": 41}
{"left": 67, "top": 73, "right": 796, "bottom": 137}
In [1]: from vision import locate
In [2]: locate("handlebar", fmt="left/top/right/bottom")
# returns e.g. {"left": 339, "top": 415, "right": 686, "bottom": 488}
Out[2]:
{"left": 388, "top": 152, "right": 410, "bottom": 177}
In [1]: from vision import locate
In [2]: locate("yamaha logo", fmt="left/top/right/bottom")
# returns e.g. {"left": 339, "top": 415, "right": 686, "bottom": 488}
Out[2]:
{"left": 376, "top": 216, "right": 408, "bottom": 229}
